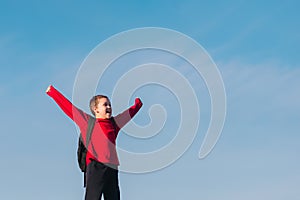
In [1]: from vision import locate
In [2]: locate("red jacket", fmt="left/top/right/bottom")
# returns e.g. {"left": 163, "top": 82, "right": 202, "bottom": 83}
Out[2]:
{"left": 47, "top": 85, "right": 143, "bottom": 166}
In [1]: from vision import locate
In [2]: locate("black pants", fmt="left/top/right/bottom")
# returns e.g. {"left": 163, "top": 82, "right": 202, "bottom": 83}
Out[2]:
{"left": 85, "top": 160, "right": 120, "bottom": 200}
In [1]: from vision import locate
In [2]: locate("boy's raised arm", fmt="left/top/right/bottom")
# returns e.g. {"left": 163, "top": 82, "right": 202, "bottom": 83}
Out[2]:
{"left": 46, "top": 85, "right": 89, "bottom": 128}
{"left": 114, "top": 98, "right": 143, "bottom": 129}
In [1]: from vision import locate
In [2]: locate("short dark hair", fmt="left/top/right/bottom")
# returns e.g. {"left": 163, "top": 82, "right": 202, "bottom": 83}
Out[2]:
{"left": 89, "top": 95, "right": 109, "bottom": 116}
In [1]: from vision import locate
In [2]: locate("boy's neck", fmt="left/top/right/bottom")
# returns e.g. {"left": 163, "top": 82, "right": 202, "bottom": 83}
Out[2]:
{"left": 95, "top": 115, "right": 111, "bottom": 120}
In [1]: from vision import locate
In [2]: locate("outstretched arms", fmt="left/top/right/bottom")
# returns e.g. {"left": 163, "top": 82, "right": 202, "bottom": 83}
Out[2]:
{"left": 114, "top": 98, "right": 143, "bottom": 130}
{"left": 46, "top": 85, "right": 89, "bottom": 128}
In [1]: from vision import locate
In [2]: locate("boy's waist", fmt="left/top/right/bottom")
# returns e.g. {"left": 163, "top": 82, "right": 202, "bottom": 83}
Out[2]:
{"left": 86, "top": 151, "right": 119, "bottom": 167}
{"left": 89, "top": 159, "right": 119, "bottom": 170}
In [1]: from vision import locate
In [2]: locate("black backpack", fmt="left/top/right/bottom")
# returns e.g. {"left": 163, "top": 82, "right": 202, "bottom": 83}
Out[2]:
{"left": 77, "top": 116, "right": 95, "bottom": 187}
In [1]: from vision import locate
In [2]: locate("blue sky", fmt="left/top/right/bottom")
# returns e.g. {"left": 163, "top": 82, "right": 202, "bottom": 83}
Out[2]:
{"left": 1, "top": 0, "right": 299, "bottom": 199}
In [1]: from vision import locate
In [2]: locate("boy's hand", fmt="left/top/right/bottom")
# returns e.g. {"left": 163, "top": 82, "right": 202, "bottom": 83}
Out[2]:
{"left": 46, "top": 85, "right": 52, "bottom": 93}
{"left": 135, "top": 98, "right": 143, "bottom": 106}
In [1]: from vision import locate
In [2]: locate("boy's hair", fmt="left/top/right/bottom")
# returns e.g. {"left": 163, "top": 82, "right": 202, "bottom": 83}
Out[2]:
{"left": 89, "top": 95, "right": 109, "bottom": 116}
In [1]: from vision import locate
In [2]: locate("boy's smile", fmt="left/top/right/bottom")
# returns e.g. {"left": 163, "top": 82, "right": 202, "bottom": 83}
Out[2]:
{"left": 106, "top": 107, "right": 112, "bottom": 115}
{"left": 94, "top": 97, "right": 112, "bottom": 119}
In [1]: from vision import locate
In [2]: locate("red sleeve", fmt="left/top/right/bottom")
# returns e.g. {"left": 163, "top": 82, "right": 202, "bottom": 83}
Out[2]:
{"left": 114, "top": 98, "right": 143, "bottom": 129}
{"left": 46, "top": 85, "right": 89, "bottom": 133}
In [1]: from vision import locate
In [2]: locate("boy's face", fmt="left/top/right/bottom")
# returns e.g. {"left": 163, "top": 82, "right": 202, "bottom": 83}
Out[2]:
{"left": 94, "top": 97, "right": 112, "bottom": 119}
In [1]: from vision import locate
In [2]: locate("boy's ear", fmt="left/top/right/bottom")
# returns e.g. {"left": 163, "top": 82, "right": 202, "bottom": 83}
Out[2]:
{"left": 93, "top": 106, "right": 99, "bottom": 113}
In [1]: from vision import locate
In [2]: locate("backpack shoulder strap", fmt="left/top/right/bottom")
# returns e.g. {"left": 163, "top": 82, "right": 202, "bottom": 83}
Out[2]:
{"left": 85, "top": 116, "right": 96, "bottom": 147}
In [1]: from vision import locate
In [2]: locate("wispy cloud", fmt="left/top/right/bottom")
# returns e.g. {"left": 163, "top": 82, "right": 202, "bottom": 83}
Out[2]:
{"left": 220, "top": 59, "right": 300, "bottom": 110}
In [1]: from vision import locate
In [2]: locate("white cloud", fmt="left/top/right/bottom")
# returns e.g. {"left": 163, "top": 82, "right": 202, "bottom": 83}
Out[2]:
{"left": 220, "top": 60, "right": 300, "bottom": 111}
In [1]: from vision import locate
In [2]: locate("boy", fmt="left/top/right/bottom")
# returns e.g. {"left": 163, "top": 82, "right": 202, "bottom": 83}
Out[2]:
{"left": 46, "top": 85, "right": 143, "bottom": 200}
